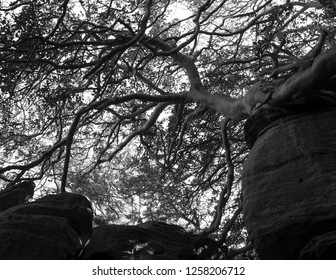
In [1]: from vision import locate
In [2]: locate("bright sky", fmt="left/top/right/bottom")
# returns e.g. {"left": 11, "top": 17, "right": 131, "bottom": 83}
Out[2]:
{"left": 167, "top": 2, "right": 193, "bottom": 21}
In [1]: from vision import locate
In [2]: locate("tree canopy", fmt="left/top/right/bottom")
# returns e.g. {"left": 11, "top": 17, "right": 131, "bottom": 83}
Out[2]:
{"left": 1, "top": 0, "right": 336, "bottom": 259}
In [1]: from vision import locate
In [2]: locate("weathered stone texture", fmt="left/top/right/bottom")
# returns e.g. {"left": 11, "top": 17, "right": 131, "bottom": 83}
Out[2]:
{"left": 0, "top": 181, "right": 35, "bottom": 211}
{"left": 0, "top": 214, "right": 81, "bottom": 259}
{"left": 299, "top": 230, "right": 336, "bottom": 259}
{"left": 243, "top": 108, "right": 336, "bottom": 259}
{"left": 0, "top": 189, "right": 221, "bottom": 259}
{"left": 82, "top": 221, "right": 221, "bottom": 260}
{"left": 0, "top": 193, "right": 93, "bottom": 259}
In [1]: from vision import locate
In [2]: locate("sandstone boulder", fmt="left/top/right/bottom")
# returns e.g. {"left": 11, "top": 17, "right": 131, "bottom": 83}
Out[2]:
{"left": 243, "top": 108, "right": 336, "bottom": 259}
{"left": 0, "top": 181, "right": 35, "bottom": 211}
{"left": 0, "top": 192, "right": 92, "bottom": 259}
{"left": 82, "top": 221, "right": 222, "bottom": 259}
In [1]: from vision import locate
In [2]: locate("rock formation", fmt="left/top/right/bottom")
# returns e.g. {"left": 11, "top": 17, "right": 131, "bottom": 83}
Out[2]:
{"left": 0, "top": 191, "right": 92, "bottom": 259}
{"left": 82, "top": 221, "right": 222, "bottom": 260}
{"left": 243, "top": 106, "right": 336, "bottom": 259}
{"left": 0, "top": 181, "right": 35, "bottom": 211}
{"left": 0, "top": 185, "right": 221, "bottom": 259}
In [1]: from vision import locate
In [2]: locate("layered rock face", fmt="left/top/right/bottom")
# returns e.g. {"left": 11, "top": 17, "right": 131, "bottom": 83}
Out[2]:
{"left": 243, "top": 107, "right": 336, "bottom": 259}
{"left": 0, "top": 189, "right": 93, "bottom": 259}
{"left": 82, "top": 222, "right": 221, "bottom": 260}
{"left": 0, "top": 181, "right": 35, "bottom": 211}
{"left": 0, "top": 184, "right": 220, "bottom": 259}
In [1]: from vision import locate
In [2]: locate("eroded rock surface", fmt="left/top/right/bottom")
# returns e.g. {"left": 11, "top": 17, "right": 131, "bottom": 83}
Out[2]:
{"left": 243, "top": 108, "right": 336, "bottom": 259}
{"left": 0, "top": 189, "right": 221, "bottom": 259}
{"left": 0, "top": 192, "right": 93, "bottom": 259}
{"left": 82, "top": 221, "right": 222, "bottom": 260}
{"left": 0, "top": 181, "right": 35, "bottom": 211}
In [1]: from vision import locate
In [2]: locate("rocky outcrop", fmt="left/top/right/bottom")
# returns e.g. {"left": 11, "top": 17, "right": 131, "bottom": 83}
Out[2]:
{"left": 0, "top": 192, "right": 93, "bottom": 259}
{"left": 243, "top": 107, "right": 336, "bottom": 259}
{"left": 0, "top": 187, "right": 221, "bottom": 259}
{"left": 298, "top": 231, "right": 336, "bottom": 259}
{"left": 82, "top": 221, "right": 222, "bottom": 259}
{"left": 244, "top": 95, "right": 336, "bottom": 149}
{"left": 0, "top": 181, "right": 35, "bottom": 211}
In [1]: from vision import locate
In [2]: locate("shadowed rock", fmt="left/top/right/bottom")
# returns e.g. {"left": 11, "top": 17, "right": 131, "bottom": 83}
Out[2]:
{"left": 82, "top": 221, "right": 222, "bottom": 260}
{"left": 244, "top": 95, "right": 336, "bottom": 149}
{"left": 0, "top": 181, "right": 35, "bottom": 211}
{"left": 0, "top": 192, "right": 93, "bottom": 259}
{"left": 243, "top": 107, "right": 336, "bottom": 259}
{"left": 299, "top": 230, "right": 336, "bottom": 259}
{"left": 0, "top": 214, "right": 81, "bottom": 259}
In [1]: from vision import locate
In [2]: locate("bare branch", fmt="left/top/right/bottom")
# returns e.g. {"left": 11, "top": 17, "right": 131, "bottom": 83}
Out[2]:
{"left": 269, "top": 30, "right": 327, "bottom": 78}
{"left": 135, "top": 72, "right": 168, "bottom": 95}
{"left": 84, "top": 0, "right": 154, "bottom": 78}
{"left": 61, "top": 109, "right": 82, "bottom": 193}
{"left": 168, "top": 107, "right": 207, "bottom": 167}
{"left": 220, "top": 204, "right": 243, "bottom": 243}
{"left": 201, "top": 118, "right": 234, "bottom": 235}
{"left": 272, "top": 46, "right": 336, "bottom": 104}
{"left": 104, "top": 103, "right": 167, "bottom": 162}
{"left": 0, "top": 139, "right": 66, "bottom": 184}
{"left": 0, "top": 1, "right": 34, "bottom": 11}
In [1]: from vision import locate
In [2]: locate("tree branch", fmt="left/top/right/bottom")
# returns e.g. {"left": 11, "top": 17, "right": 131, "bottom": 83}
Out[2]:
{"left": 271, "top": 46, "right": 336, "bottom": 104}
{"left": 84, "top": 0, "right": 153, "bottom": 78}
{"left": 201, "top": 118, "right": 234, "bottom": 236}
{"left": 0, "top": 140, "right": 66, "bottom": 176}
{"left": 104, "top": 103, "right": 167, "bottom": 162}
{"left": 220, "top": 204, "right": 243, "bottom": 243}
{"left": 61, "top": 109, "right": 82, "bottom": 193}
{"left": 269, "top": 29, "right": 327, "bottom": 78}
